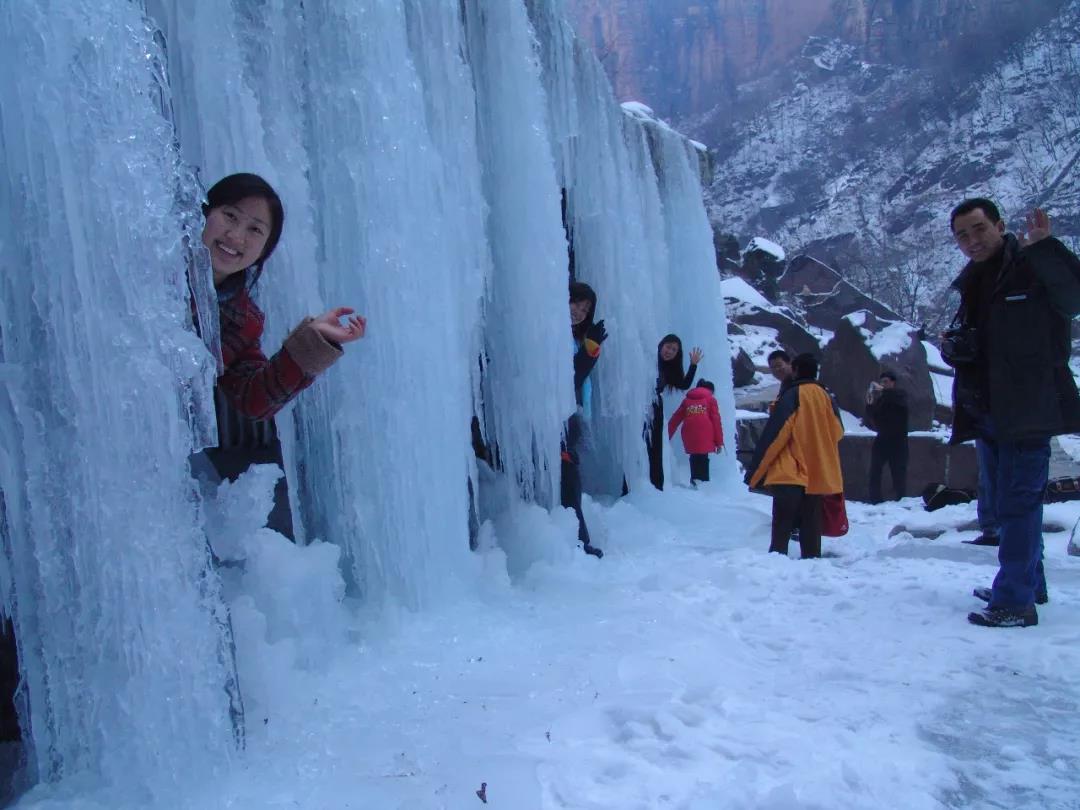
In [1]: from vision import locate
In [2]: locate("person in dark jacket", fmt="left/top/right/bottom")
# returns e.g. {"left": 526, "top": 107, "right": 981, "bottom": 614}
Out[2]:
{"left": 767, "top": 349, "right": 794, "bottom": 403}
{"left": 646, "top": 335, "right": 703, "bottom": 489}
{"left": 865, "top": 370, "right": 909, "bottom": 502}
{"left": 198, "top": 174, "right": 366, "bottom": 537}
{"left": 945, "top": 198, "right": 1080, "bottom": 628}
{"left": 744, "top": 354, "right": 844, "bottom": 559}
{"left": 667, "top": 379, "right": 724, "bottom": 484}
{"left": 564, "top": 281, "right": 607, "bottom": 558}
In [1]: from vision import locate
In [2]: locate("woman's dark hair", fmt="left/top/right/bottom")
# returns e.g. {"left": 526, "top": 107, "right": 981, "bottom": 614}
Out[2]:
{"left": 657, "top": 333, "right": 686, "bottom": 391}
{"left": 202, "top": 173, "right": 285, "bottom": 286}
{"left": 792, "top": 353, "right": 819, "bottom": 380}
{"left": 570, "top": 281, "right": 597, "bottom": 341}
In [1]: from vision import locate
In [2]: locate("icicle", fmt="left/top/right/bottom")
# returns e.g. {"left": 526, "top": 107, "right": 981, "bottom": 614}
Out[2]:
{"left": 0, "top": 0, "right": 232, "bottom": 795}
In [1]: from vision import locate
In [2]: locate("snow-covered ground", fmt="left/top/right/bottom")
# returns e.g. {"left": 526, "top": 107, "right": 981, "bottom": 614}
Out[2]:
{"left": 22, "top": 482, "right": 1080, "bottom": 809}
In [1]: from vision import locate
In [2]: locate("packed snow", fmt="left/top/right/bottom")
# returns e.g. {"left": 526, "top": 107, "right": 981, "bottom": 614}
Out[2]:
{"left": 18, "top": 469, "right": 1080, "bottom": 809}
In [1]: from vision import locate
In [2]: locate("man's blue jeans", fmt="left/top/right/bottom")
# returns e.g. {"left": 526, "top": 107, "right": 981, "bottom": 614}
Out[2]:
{"left": 975, "top": 437, "right": 998, "bottom": 537}
{"left": 977, "top": 422, "right": 1049, "bottom": 609}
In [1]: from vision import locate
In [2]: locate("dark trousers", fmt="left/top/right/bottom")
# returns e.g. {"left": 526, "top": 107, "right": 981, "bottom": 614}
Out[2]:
{"left": 977, "top": 423, "right": 1049, "bottom": 608}
{"left": 868, "top": 438, "right": 907, "bottom": 503}
{"left": 646, "top": 401, "right": 664, "bottom": 490}
{"left": 689, "top": 453, "right": 710, "bottom": 483}
{"left": 770, "top": 485, "right": 822, "bottom": 558}
{"left": 561, "top": 414, "right": 591, "bottom": 547}
{"left": 975, "top": 436, "right": 999, "bottom": 538}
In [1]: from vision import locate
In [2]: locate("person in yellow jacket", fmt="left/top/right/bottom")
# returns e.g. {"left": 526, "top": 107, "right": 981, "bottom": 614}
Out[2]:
{"left": 743, "top": 353, "right": 844, "bottom": 558}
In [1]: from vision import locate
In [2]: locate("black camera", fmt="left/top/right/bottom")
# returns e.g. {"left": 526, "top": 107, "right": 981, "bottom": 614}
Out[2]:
{"left": 940, "top": 326, "right": 979, "bottom": 367}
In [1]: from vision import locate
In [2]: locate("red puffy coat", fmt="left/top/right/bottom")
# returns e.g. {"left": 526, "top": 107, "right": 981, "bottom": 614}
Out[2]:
{"left": 667, "top": 387, "right": 724, "bottom": 454}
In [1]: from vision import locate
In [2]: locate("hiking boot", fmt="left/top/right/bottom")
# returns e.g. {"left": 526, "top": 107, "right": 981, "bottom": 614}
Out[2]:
{"left": 967, "top": 606, "right": 1038, "bottom": 627}
{"left": 583, "top": 544, "right": 604, "bottom": 559}
{"left": 962, "top": 533, "right": 999, "bottom": 547}
{"left": 973, "top": 586, "right": 1048, "bottom": 605}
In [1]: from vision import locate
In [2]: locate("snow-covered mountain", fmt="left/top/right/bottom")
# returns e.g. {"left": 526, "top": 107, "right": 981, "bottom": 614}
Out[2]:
{"left": 570, "top": 0, "right": 1080, "bottom": 329}
{"left": 705, "top": 0, "right": 1080, "bottom": 327}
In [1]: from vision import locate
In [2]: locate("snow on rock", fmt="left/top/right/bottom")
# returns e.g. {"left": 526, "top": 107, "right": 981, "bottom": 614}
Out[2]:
{"left": 744, "top": 236, "right": 786, "bottom": 262}
{"left": 721, "top": 276, "right": 774, "bottom": 310}
{"left": 620, "top": 100, "right": 656, "bottom": 119}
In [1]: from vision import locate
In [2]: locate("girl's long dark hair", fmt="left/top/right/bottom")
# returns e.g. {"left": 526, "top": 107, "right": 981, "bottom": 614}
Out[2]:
{"left": 202, "top": 173, "right": 285, "bottom": 288}
{"left": 570, "top": 281, "right": 597, "bottom": 341}
{"left": 657, "top": 333, "right": 686, "bottom": 391}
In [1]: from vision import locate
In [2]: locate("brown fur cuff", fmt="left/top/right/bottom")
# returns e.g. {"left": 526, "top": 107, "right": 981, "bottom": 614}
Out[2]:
{"left": 283, "top": 317, "right": 342, "bottom": 377}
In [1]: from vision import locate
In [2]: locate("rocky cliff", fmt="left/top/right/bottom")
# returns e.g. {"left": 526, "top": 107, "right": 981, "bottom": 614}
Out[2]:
{"left": 569, "top": 0, "right": 1065, "bottom": 143}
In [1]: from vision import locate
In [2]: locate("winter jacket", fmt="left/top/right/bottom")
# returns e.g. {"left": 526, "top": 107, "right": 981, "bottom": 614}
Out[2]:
{"left": 745, "top": 379, "right": 844, "bottom": 495}
{"left": 218, "top": 284, "right": 341, "bottom": 421}
{"left": 668, "top": 387, "right": 724, "bottom": 454}
{"left": 865, "top": 388, "right": 909, "bottom": 444}
{"left": 949, "top": 234, "right": 1080, "bottom": 444}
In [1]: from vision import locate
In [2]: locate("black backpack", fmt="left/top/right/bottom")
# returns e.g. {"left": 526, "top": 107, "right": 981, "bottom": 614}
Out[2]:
{"left": 1045, "top": 476, "right": 1080, "bottom": 503}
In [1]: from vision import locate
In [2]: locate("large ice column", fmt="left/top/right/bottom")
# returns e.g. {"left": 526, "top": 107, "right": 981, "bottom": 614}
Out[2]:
{"left": 0, "top": 0, "right": 233, "bottom": 794}
{"left": 528, "top": 1, "right": 663, "bottom": 494}
{"left": 401, "top": 0, "right": 494, "bottom": 475}
{"left": 463, "top": 0, "right": 577, "bottom": 508}
{"left": 645, "top": 125, "right": 738, "bottom": 482}
{"left": 298, "top": 0, "right": 478, "bottom": 606}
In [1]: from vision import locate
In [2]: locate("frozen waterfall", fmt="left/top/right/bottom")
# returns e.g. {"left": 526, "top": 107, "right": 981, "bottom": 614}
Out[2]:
{"left": 0, "top": 0, "right": 731, "bottom": 801}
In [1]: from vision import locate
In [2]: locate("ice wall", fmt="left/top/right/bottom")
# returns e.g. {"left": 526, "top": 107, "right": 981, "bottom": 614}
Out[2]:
{"left": 0, "top": 0, "right": 733, "bottom": 800}
{"left": 0, "top": 1, "right": 234, "bottom": 798}
{"left": 529, "top": 1, "right": 736, "bottom": 491}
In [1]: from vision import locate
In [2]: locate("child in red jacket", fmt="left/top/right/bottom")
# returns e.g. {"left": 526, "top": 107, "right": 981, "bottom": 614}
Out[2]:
{"left": 668, "top": 380, "right": 724, "bottom": 484}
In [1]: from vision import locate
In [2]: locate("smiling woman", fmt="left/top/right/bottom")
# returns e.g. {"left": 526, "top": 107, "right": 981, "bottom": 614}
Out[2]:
{"left": 202, "top": 173, "right": 365, "bottom": 422}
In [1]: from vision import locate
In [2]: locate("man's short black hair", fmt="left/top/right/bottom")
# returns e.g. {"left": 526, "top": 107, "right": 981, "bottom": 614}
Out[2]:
{"left": 950, "top": 198, "right": 1001, "bottom": 232}
{"left": 879, "top": 370, "right": 897, "bottom": 382}
{"left": 767, "top": 349, "right": 791, "bottom": 363}
{"left": 696, "top": 379, "right": 715, "bottom": 393}
{"left": 791, "top": 353, "right": 819, "bottom": 380}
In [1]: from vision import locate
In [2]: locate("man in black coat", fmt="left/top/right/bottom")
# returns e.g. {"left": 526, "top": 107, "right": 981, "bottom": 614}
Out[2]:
{"left": 945, "top": 198, "right": 1080, "bottom": 628}
{"left": 865, "top": 370, "right": 909, "bottom": 502}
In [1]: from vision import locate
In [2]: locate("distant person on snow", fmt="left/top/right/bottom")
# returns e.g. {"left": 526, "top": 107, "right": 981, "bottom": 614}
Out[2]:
{"left": 564, "top": 281, "right": 607, "bottom": 559}
{"left": 944, "top": 198, "right": 1080, "bottom": 627}
{"left": 648, "top": 334, "right": 704, "bottom": 490}
{"left": 864, "top": 370, "right": 909, "bottom": 503}
{"left": 743, "top": 353, "right": 844, "bottom": 559}
{"left": 667, "top": 379, "right": 724, "bottom": 485}
{"left": 197, "top": 173, "right": 366, "bottom": 537}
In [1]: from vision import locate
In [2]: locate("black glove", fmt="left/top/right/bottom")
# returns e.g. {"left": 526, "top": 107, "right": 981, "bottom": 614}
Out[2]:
{"left": 586, "top": 319, "right": 608, "bottom": 344}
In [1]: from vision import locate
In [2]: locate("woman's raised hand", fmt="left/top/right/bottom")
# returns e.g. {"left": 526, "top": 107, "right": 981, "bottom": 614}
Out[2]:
{"left": 311, "top": 307, "right": 366, "bottom": 345}
{"left": 689, "top": 347, "right": 704, "bottom": 365}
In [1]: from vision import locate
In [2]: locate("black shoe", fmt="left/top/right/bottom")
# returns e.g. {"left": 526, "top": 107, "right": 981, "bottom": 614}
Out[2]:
{"left": 583, "top": 544, "right": 604, "bottom": 559}
{"left": 963, "top": 533, "right": 1000, "bottom": 546}
{"left": 967, "top": 606, "right": 1038, "bottom": 627}
{"left": 973, "top": 586, "right": 1048, "bottom": 605}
